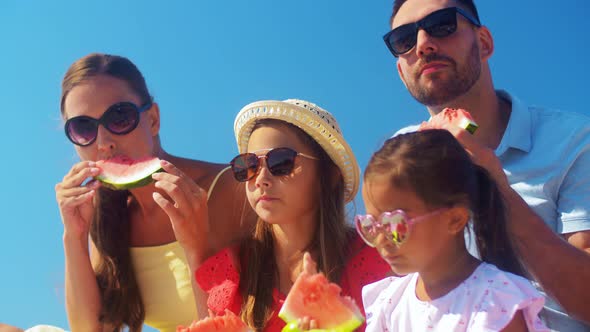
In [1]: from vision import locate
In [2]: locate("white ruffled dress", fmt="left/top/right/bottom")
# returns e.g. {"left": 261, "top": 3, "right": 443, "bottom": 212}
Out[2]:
{"left": 362, "top": 262, "right": 549, "bottom": 331}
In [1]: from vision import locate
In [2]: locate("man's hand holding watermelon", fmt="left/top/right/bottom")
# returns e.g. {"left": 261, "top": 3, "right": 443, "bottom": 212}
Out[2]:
{"left": 419, "top": 108, "right": 510, "bottom": 191}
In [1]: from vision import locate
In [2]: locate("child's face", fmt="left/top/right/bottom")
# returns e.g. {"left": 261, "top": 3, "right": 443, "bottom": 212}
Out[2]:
{"left": 245, "top": 122, "right": 321, "bottom": 227}
{"left": 361, "top": 176, "right": 452, "bottom": 275}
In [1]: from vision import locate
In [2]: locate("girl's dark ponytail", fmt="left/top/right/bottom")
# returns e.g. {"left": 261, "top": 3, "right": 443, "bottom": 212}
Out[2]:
{"left": 472, "top": 165, "right": 526, "bottom": 277}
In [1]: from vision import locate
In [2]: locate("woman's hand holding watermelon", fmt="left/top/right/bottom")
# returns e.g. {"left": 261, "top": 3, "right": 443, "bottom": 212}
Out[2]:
{"left": 152, "top": 160, "right": 211, "bottom": 265}
{"left": 55, "top": 161, "right": 102, "bottom": 240}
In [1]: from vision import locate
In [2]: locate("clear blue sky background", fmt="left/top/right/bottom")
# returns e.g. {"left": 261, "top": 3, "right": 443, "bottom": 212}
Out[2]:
{"left": 1, "top": 0, "right": 588, "bottom": 329}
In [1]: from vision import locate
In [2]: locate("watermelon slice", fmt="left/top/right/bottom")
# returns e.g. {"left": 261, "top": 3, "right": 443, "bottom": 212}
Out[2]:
{"left": 278, "top": 271, "right": 364, "bottom": 332}
{"left": 420, "top": 107, "right": 478, "bottom": 134}
{"left": 95, "top": 156, "right": 162, "bottom": 190}
{"left": 177, "top": 310, "right": 252, "bottom": 332}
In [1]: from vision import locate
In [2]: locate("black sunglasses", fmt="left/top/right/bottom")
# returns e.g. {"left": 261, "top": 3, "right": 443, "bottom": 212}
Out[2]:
{"left": 230, "top": 147, "right": 319, "bottom": 182}
{"left": 64, "top": 101, "right": 152, "bottom": 146}
{"left": 383, "top": 7, "right": 481, "bottom": 57}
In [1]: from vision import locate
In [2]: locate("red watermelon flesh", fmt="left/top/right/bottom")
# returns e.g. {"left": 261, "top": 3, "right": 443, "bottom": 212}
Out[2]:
{"left": 177, "top": 310, "right": 252, "bottom": 332}
{"left": 95, "top": 156, "right": 162, "bottom": 190}
{"left": 278, "top": 271, "right": 364, "bottom": 331}
{"left": 419, "top": 107, "right": 478, "bottom": 134}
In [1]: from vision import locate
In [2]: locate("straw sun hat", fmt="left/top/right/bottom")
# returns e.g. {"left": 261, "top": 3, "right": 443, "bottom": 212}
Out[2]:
{"left": 234, "top": 99, "right": 360, "bottom": 202}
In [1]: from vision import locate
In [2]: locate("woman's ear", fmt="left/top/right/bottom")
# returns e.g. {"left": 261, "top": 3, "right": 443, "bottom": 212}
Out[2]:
{"left": 446, "top": 206, "right": 471, "bottom": 235}
{"left": 148, "top": 102, "right": 161, "bottom": 137}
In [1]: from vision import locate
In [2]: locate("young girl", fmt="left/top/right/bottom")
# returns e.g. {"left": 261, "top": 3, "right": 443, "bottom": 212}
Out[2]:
{"left": 358, "top": 130, "right": 548, "bottom": 332}
{"left": 180, "top": 99, "right": 390, "bottom": 331}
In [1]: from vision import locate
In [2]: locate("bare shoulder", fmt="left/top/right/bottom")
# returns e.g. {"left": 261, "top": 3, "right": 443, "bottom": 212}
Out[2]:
{"left": 0, "top": 324, "right": 24, "bottom": 332}
{"left": 164, "top": 155, "right": 225, "bottom": 185}
{"left": 168, "top": 155, "right": 256, "bottom": 248}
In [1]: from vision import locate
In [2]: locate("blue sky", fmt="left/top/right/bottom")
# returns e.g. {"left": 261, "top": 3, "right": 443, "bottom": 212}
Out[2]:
{"left": 1, "top": 0, "right": 588, "bottom": 329}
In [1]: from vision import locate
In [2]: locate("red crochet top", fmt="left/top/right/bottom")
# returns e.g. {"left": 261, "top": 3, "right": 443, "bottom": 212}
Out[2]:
{"left": 195, "top": 234, "right": 391, "bottom": 332}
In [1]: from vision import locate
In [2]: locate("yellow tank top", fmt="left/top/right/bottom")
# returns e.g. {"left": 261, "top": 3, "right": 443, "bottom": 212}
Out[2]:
{"left": 130, "top": 166, "right": 230, "bottom": 332}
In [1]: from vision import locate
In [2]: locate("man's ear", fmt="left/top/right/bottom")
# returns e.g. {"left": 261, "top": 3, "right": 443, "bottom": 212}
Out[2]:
{"left": 397, "top": 61, "right": 408, "bottom": 88}
{"left": 446, "top": 206, "right": 471, "bottom": 235}
{"left": 477, "top": 26, "right": 494, "bottom": 62}
{"left": 148, "top": 102, "right": 161, "bottom": 137}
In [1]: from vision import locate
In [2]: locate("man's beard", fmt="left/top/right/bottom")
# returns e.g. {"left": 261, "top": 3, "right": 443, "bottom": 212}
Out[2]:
{"left": 406, "top": 41, "right": 481, "bottom": 107}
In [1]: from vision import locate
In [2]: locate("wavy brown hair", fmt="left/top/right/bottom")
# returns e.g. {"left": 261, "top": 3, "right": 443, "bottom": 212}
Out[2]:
{"left": 238, "top": 119, "right": 353, "bottom": 331}
{"left": 61, "top": 53, "right": 153, "bottom": 331}
{"left": 365, "top": 130, "right": 525, "bottom": 276}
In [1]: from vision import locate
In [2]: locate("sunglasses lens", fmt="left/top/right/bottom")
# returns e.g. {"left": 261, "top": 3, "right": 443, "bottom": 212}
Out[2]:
{"left": 231, "top": 153, "right": 259, "bottom": 182}
{"left": 388, "top": 24, "right": 417, "bottom": 55}
{"left": 266, "top": 148, "right": 297, "bottom": 176}
{"left": 66, "top": 117, "right": 98, "bottom": 146}
{"left": 424, "top": 9, "right": 457, "bottom": 37}
{"left": 103, "top": 103, "right": 140, "bottom": 134}
{"left": 355, "top": 216, "right": 378, "bottom": 247}
{"left": 382, "top": 212, "right": 409, "bottom": 245}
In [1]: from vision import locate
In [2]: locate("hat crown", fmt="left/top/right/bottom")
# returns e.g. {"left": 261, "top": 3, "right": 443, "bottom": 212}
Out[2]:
{"left": 233, "top": 99, "right": 360, "bottom": 202}
{"left": 282, "top": 99, "right": 342, "bottom": 135}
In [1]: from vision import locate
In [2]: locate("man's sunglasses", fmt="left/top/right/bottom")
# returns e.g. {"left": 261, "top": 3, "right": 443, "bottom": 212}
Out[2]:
{"left": 355, "top": 209, "right": 446, "bottom": 247}
{"left": 64, "top": 101, "right": 152, "bottom": 146}
{"left": 383, "top": 7, "right": 481, "bottom": 57}
{"left": 230, "top": 147, "right": 319, "bottom": 182}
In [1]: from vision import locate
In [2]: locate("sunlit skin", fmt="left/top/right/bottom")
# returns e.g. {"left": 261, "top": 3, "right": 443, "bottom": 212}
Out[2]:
{"left": 56, "top": 72, "right": 256, "bottom": 328}
{"left": 245, "top": 122, "right": 322, "bottom": 294}
{"left": 392, "top": 0, "right": 508, "bottom": 151}
{"left": 246, "top": 123, "right": 320, "bottom": 229}
{"left": 391, "top": 1, "right": 590, "bottom": 324}
{"left": 362, "top": 175, "right": 478, "bottom": 301}
{"left": 392, "top": 0, "right": 485, "bottom": 109}
{"left": 63, "top": 75, "right": 160, "bottom": 162}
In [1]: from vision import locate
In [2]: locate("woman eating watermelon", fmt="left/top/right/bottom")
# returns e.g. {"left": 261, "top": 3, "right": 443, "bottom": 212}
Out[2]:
{"left": 54, "top": 53, "right": 257, "bottom": 332}
{"left": 170, "top": 99, "right": 391, "bottom": 332}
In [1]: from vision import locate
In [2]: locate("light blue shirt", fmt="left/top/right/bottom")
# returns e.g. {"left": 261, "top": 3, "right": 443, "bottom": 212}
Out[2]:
{"left": 395, "top": 90, "right": 590, "bottom": 234}
{"left": 394, "top": 90, "right": 590, "bottom": 331}
{"left": 497, "top": 91, "right": 590, "bottom": 235}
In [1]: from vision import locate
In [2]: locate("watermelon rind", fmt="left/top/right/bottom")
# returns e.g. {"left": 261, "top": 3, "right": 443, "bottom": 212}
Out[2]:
{"left": 98, "top": 171, "right": 161, "bottom": 190}
{"left": 278, "top": 272, "right": 364, "bottom": 332}
{"left": 280, "top": 319, "right": 363, "bottom": 332}
{"left": 96, "top": 157, "right": 163, "bottom": 190}
{"left": 458, "top": 116, "right": 478, "bottom": 134}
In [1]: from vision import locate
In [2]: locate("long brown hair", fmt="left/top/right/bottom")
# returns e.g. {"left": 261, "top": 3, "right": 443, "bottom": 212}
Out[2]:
{"left": 61, "top": 53, "right": 153, "bottom": 331}
{"left": 365, "top": 130, "right": 525, "bottom": 276}
{"left": 239, "top": 120, "right": 352, "bottom": 331}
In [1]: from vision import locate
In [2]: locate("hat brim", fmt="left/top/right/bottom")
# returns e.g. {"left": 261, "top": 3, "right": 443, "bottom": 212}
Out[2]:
{"left": 234, "top": 100, "right": 359, "bottom": 203}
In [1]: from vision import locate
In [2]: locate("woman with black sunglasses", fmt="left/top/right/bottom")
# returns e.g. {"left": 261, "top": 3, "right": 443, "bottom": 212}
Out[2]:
{"left": 176, "top": 99, "right": 391, "bottom": 331}
{"left": 54, "top": 53, "right": 256, "bottom": 332}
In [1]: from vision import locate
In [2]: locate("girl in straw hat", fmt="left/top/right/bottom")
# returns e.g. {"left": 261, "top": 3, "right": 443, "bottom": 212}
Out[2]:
{"left": 169, "top": 99, "right": 391, "bottom": 331}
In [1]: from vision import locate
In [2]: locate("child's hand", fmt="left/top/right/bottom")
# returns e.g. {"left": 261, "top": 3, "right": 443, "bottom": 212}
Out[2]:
{"left": 297, "top": 316, "right": 319, "bottom": 330}
{"left": 302, "top": 252, "right": 318, "bottom": 275}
